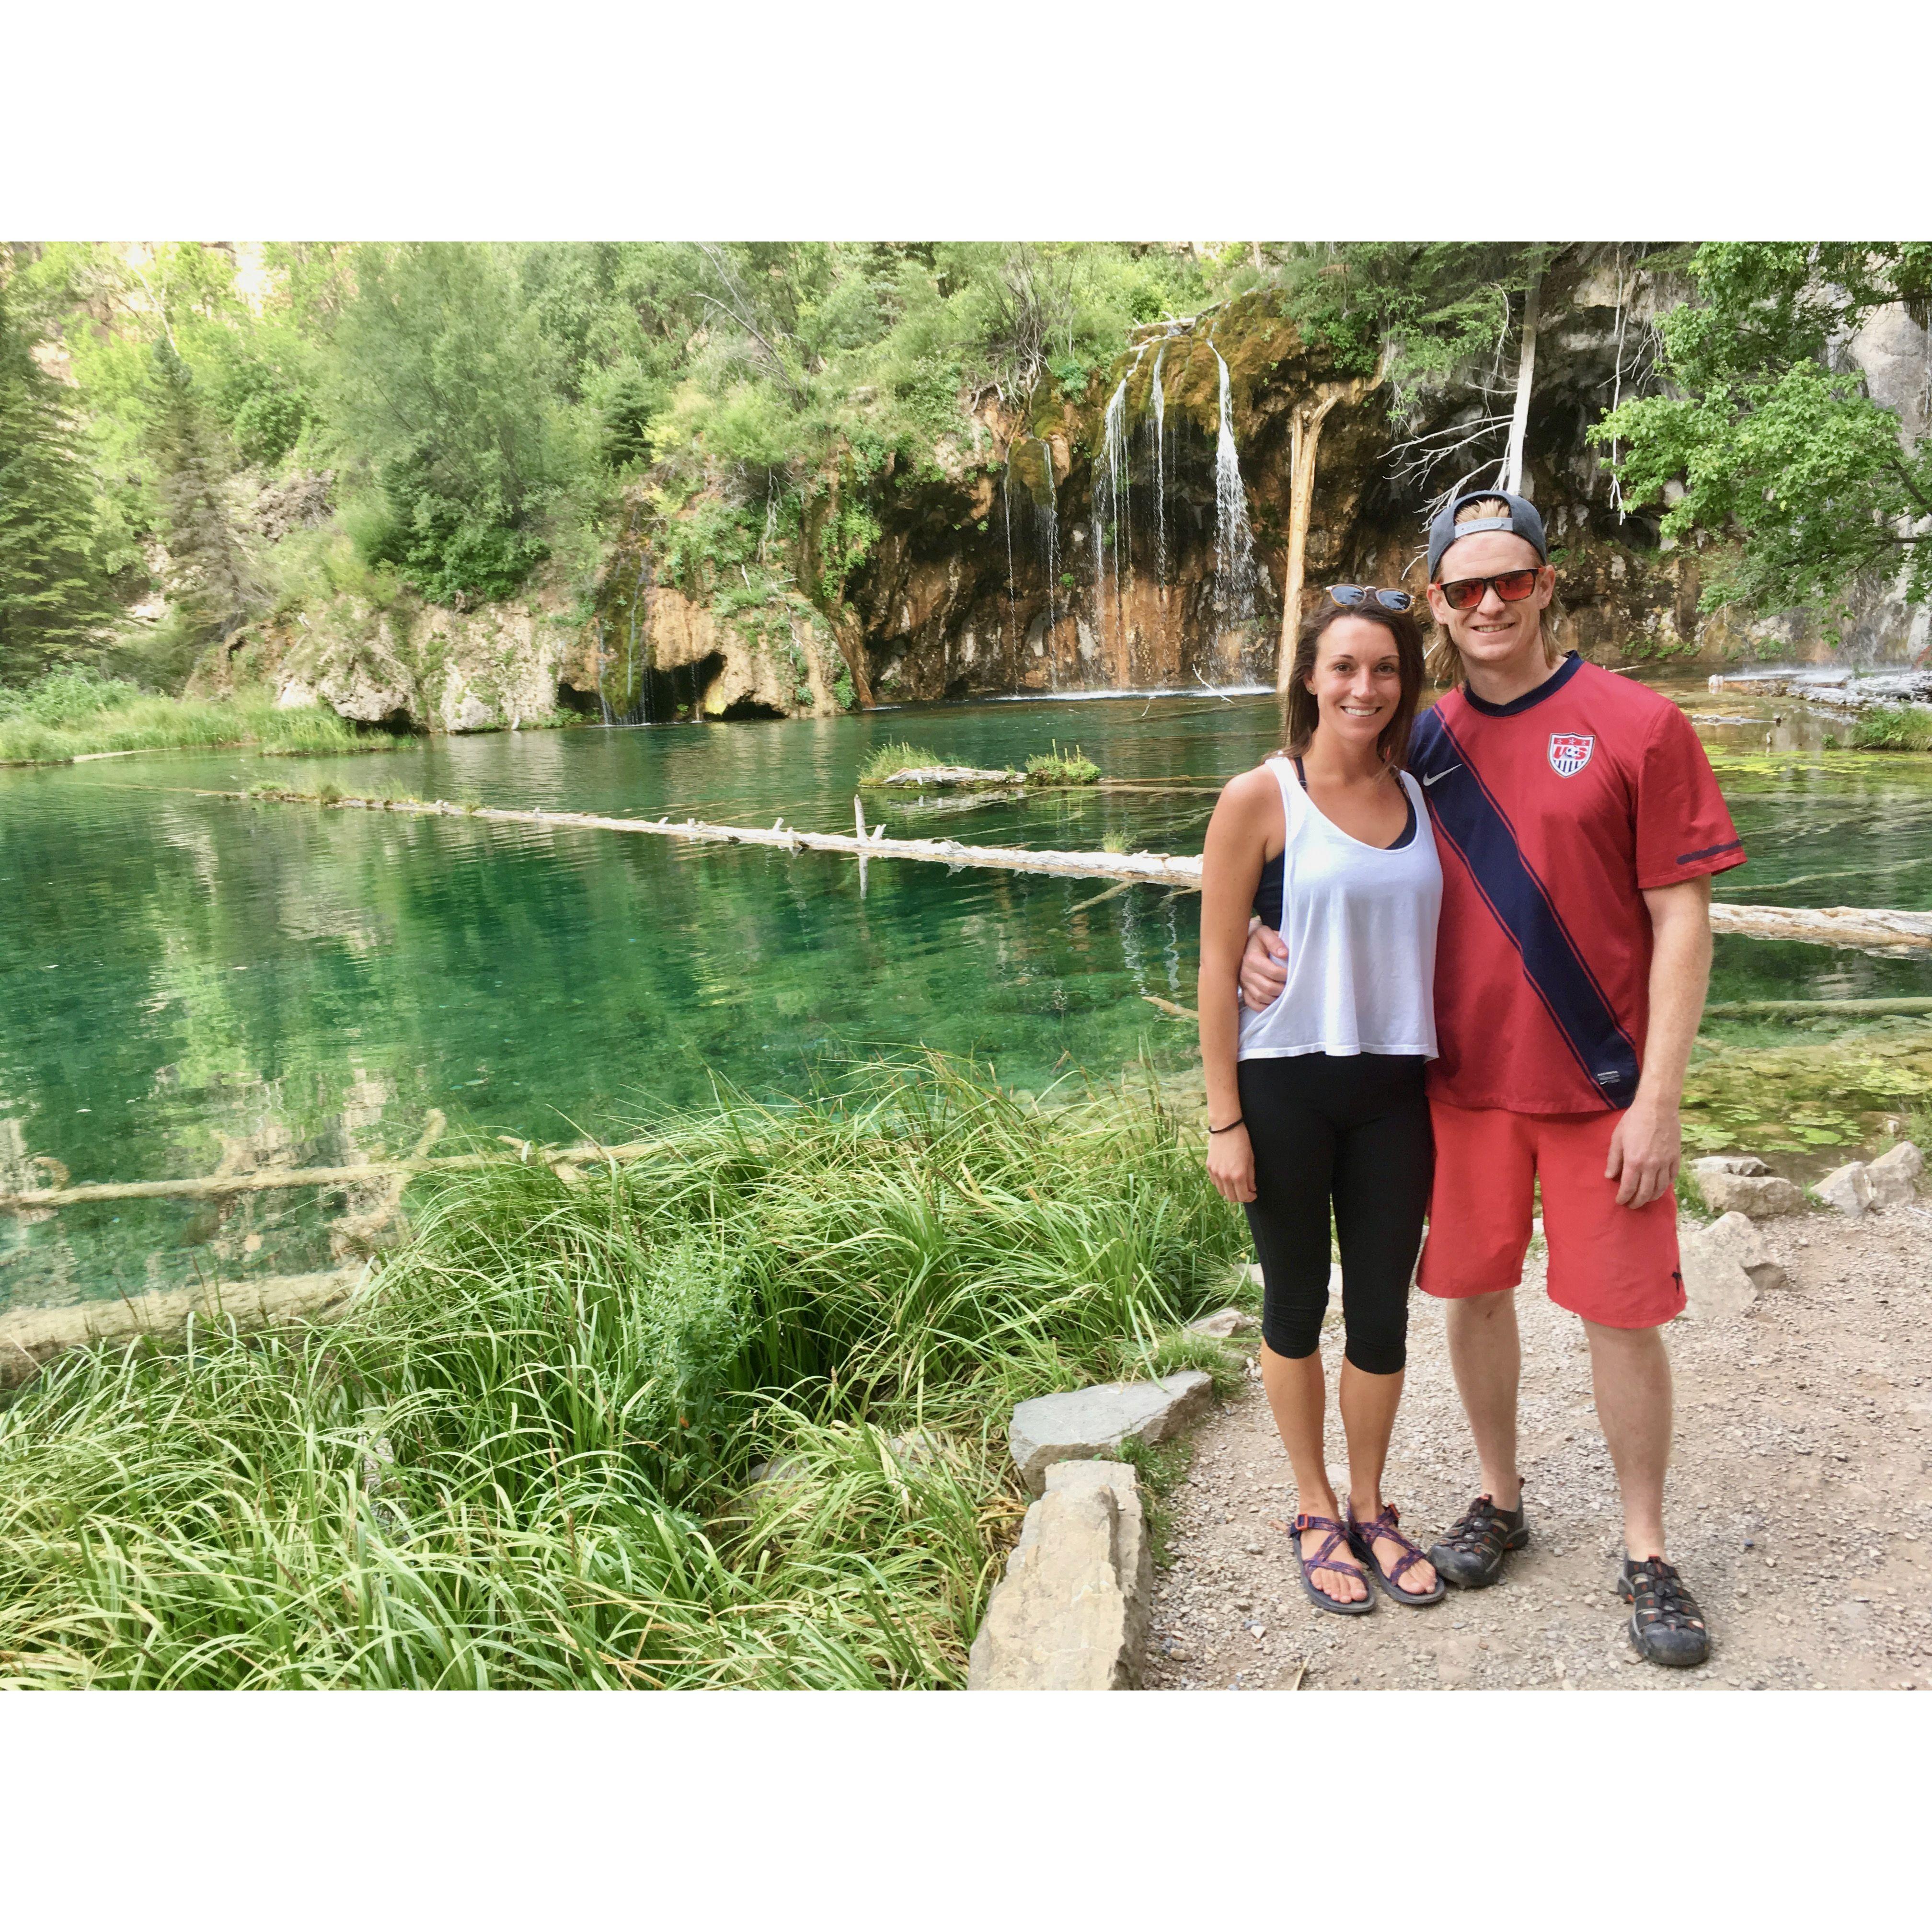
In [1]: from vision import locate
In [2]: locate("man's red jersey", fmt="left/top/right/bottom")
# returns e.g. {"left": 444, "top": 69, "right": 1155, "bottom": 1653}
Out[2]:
{"left": 1405, "top": 654, "right": 1745, "bottom": 1115}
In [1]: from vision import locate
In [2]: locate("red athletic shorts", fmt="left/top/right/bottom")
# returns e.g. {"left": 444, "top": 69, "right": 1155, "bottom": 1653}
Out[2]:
{"left": 1417, "top": 1099, "right": 1684, "bottom": 1329}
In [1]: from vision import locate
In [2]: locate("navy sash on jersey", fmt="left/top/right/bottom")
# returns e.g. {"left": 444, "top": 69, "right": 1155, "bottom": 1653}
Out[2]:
{"left": 1409, "top": 708, "right": 1641, "bottom": 1109}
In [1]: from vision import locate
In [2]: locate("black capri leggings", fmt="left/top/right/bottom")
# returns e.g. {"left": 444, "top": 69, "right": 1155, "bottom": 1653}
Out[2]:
{"left": 1237, "top": 1052, "right": 1434, "bottom": 1376}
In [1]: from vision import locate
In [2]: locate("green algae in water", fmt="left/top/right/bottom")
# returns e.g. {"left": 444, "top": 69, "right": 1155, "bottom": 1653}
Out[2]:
{"left": 1684, "top": 1018, "right": 1932, "bottom": 1162}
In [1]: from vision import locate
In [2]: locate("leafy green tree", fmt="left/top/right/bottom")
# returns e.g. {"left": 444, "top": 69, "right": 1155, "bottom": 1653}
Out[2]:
{"left": 324, "top": 244, "right": 576, "bottom": 604}
{"left": 1594, "top": 242, "right": 1932, "bottom": 631}
{"left": 0, "top": 254, "right": 116, "bottom": 683}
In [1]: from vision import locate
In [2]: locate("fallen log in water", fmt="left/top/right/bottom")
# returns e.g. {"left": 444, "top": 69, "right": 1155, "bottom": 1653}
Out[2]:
{"left": 215, "top": 788, "right": 1211, "bottom": 888}
{"left": 1707, "top": 903, "right": 1932, "bottom": 954}
{"left": 210, "top": 789, "right": 1932, "bottom": 953}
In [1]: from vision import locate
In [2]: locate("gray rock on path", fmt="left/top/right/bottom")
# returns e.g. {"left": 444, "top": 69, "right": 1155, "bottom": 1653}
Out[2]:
{"left": 1679, "top": 1212, "right": 1790, "bottom": 1322}
{"left": 968, "top": 1460, "right": 1150, "bottom": 1690}
{"left": 1188, "top": 1308, "right": 1259, "bottom": 1337}
{"left": 1867, "top": 1140, "right": 1923, "bottom": 1211}
{"left": 1690, "top": 1158, "right": 1803, "bottom": 1219}
{"left": 1677, "top": 1219, "right": 1757, "bottom": 1322}
{"left": 1008, "top": 1371, "right": 1215, "bottom": 1495}
{"left": 1814, "top": 1161, "right": 1874, "bottom": 1220}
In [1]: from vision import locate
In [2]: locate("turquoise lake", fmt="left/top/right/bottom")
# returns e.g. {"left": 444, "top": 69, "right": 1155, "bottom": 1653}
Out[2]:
{"left": 5, "top": 683, "right": 1932, "bottom": 1312}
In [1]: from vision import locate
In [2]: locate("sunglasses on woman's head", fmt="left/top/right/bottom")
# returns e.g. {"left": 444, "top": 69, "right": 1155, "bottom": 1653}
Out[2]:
{"left": 1326, "top": 586, "right": 1413, "bottom": 612}
{"left": 1436, "top": 568, "right": 1543, "bottom": 612}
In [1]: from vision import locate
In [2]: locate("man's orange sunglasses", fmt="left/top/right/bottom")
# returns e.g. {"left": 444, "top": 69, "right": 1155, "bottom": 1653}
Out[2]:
{"left": 1436, "top": 567, "right": 1544, "bottom": 612}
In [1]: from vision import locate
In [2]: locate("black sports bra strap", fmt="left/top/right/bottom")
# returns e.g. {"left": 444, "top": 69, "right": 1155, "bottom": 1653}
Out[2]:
{"left": 1293, "top": 757, "right": 1308, "bottom": 789}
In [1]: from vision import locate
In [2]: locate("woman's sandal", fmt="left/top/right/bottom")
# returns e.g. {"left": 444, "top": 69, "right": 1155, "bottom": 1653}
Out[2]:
{"left": 1289, "top": 1513, "right": 1376, "bottom": 1616}
{"left": 1346, "top": 1501, "right": 1447, "bottom": 1606}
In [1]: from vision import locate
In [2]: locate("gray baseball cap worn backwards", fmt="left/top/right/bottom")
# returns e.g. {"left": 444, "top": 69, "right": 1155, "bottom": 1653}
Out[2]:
{"left": 1427, "top": 489, "right": 1549, "bottom": 580}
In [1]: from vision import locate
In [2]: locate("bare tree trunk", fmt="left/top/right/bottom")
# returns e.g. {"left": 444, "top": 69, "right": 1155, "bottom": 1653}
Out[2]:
{"left": 1502, "top": 272, "right": 1542, "bottom": 496}
{"left": 1276, "top": 392, "right": 1342, "bottom": 693}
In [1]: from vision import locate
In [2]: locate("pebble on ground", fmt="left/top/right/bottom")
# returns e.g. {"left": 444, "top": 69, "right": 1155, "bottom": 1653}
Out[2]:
{"left": 1144, "top": 1204, "right": 1932, "bottom": 1692}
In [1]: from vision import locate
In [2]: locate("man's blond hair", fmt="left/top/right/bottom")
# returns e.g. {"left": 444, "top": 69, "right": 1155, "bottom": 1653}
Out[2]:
{"left": 1427, "top": 496, "right": 1564, "bottom": 686}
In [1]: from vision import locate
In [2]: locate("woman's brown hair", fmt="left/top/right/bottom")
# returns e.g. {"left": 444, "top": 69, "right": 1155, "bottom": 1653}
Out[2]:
{"left": 1281, "top": 598, "right": 1427, "bottom": 770}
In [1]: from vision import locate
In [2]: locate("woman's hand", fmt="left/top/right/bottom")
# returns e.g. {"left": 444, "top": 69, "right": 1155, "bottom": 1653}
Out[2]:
{"left": 1206, "top": 1122, "right": 1257, "bottom": 1204}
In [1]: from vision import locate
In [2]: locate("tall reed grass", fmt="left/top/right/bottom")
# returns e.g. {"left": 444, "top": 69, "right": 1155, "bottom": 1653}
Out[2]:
{"left": 1851, "top": 703, "right": 1932, "bottom": 753}
{"left": 0, "top": 670, "right": 386, "bottom": 763}
{"left": 0, "top": 1059, "right": 1244, "bottom": 1688}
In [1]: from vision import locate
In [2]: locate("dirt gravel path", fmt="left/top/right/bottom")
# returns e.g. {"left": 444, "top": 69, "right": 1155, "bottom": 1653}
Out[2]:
{"left": 1144, "top": 1203, "right": 1932, "bottom": 1692}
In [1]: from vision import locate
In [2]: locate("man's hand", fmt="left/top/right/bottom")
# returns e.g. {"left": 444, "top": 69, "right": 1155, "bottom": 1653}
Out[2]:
{"left": 1604, "top": 1093, "right": 1682, "bottom": 1209}
{"left": 1239, "top": 920, "right": 1289, "bottom": 1011}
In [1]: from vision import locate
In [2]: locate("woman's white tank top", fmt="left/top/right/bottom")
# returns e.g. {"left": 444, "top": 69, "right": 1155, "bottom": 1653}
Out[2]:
{"left": 1235, "top": 757, "right": 1442, "bottom": 1061}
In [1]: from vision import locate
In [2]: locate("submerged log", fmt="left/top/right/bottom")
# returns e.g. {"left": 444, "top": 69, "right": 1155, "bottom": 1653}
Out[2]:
{"left": 0, "top": 1265, "right": 368, "bottom": 1389}
{"left": 0, "top": 1133, "right": 678, "bottom": 1213}
{"left": 1703, "top": 997, "right": 1932, "bottom": 1019}
{"left": 875, "top": 765, "right": 1020, "bottom": 788}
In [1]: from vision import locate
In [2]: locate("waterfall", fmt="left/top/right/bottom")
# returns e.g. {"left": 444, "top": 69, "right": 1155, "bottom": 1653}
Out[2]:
{"left": 1149, "top": 338, "right": 1168, "bottom": 594}
{"left": 1003, "top": 445, "right": 1020, "bottom": 693}
{"left": 1212, "top": 346, "right": 1262, "bottom": 626}
{"left": 1092, "top": 344, "right": 1146, "bottom": 685}
{"left": 1035, "top": 438, "right": 1061, "bottom": 685}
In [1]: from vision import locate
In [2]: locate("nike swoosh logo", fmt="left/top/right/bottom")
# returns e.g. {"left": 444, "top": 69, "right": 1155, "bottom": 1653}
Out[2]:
{"left": 1421, "top": 766, "right": 1460, "bottom": 787}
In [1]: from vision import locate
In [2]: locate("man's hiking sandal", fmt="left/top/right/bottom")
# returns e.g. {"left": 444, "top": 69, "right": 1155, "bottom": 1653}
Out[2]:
{"left": 1346, "top": 1501, "right": 1446, "bottom": 1606}
{"left": 1289, "top": 1513, "right": 1375, "bottom": 1616}
{"left": 1619, "top": 1556, "right": 1710, "bottom": 1668}
{"left": 1427, "top": 1492, "right": 1529, "bottom": 1589}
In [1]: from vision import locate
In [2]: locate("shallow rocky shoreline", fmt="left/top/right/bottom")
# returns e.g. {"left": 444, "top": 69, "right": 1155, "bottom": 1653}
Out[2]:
{"left": 1142, "top": 1204, "right": 1932, "bottom": 1693}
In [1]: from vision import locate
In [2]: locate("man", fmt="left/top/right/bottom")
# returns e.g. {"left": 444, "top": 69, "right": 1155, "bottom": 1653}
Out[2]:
{"left": 1240, "top": 490, "right": 1744, "bottom": 1668}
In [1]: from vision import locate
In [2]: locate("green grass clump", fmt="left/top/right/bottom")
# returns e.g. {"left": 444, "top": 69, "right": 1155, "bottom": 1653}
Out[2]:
{"left": 1850, "top": 704, "right": 1932, "bottom": 753}
{"left": 1024, "top": 742, "right": 1101, "bottom": 786}
{"left": 0, "top": 1057, "right": 1246, "bottom": 1689}
{"left": 857, "top": 741, "right": 946, "bottom": 786}
{"left": 0, "top": 669, "right": 387, "bottom": 764}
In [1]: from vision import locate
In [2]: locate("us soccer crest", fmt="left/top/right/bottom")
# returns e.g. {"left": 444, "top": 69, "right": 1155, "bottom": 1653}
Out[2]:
{"left": 1548, "top": 733, "right": 1595, "bottom": 778}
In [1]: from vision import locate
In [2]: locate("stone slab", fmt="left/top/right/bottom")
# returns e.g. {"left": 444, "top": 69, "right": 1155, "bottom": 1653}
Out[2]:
{"left": 969, "top": 1460, "right": 1149, "bottom": 1690}
{"left": 1008, "top": 1371, "right": 1215, "bottom": 1495}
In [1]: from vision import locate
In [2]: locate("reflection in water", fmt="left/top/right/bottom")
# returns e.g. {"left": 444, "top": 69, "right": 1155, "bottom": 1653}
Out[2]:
{"left": 3, "top": 682, "right": 1930, "bottom": 1311}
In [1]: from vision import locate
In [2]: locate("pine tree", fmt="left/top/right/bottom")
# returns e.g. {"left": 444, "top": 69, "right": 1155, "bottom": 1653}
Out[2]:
{"left": 146, "top": 336, "right": 253, "bottom": 644}
{"left": 0, "top": 260, "right": 116, "bottom": 684}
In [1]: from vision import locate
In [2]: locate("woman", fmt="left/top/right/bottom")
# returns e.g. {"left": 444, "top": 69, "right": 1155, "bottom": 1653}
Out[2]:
{"left": 1196, "top": 589, "right": 1445, "bottom": 1615}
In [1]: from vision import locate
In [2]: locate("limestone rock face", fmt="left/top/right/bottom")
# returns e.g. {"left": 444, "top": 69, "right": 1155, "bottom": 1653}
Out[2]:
{"left": 967, "top": 1459, "right": 1150, "bottom": 1690}
{"left": 1867, "top": 1140, "right": 1923, "bottom": 1210}
{"left": 1814, "top": 1162, "right": 1874, "bottom": 1219}
{"left": 1008, "top": 1371, "right": 1215, "bottom": 1495}
{"left": 1690, "top": 1161, "right": 1803, "bottom": 1219}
